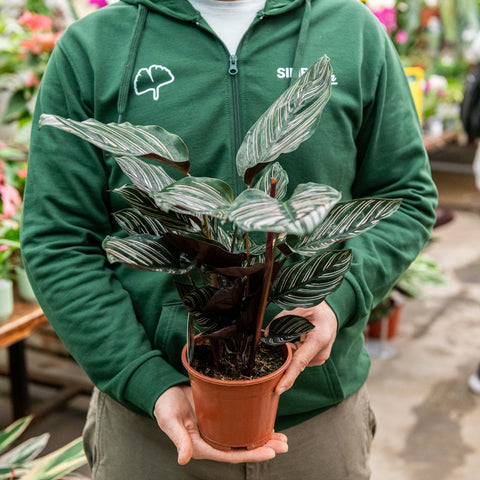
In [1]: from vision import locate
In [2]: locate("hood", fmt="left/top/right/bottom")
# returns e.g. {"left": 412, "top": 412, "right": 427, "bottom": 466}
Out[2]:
{"left": 120, "top": 0, "right": 306, "bottom": 20}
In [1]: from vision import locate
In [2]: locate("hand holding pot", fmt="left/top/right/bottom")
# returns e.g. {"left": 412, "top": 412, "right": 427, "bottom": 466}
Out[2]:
{"left": 275, "top": 301, "right": 338, "bottom": 395}
{"left": 154, "top": 384, "right": 289, "bottom": 465}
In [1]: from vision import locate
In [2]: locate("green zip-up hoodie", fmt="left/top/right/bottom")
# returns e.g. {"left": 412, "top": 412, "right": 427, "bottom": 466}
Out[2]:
{"left": 22, "top": 0, "right": 437, "bottom": 430}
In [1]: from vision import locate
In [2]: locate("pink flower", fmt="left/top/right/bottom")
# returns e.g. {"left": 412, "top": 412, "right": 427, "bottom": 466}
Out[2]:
{"left": 16, "top": 169, "right": 28, "bottom": 178}
{"left": 89, "top": 0, "right": 108, "bottom": 7}
{"left": 374, "top": 8, "right": 397, "bottom": 34}
{"left": 25, "top": 73, "right": 40, "bottom": 88}
{"left": 18, "top": 11, "right": 52, "bottom": 31}
{"left": 0, "top": 142, "right": 6, "bottom": 149}
{"left": 20, "top": 32, "right": 61, "bottom": 55}
{"left": 395, "top": 30, "right": 409, "bottom": 45}
{"left": 0, "top": 184, "right": 22, "bottom": 219}
{"left": 0, "top": 245, "right": 9, "bottom": 252}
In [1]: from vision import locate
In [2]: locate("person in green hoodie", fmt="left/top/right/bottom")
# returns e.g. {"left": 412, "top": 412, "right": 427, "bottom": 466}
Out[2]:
{"left": 21, "top": 0, "right": 438, "bottom": 478}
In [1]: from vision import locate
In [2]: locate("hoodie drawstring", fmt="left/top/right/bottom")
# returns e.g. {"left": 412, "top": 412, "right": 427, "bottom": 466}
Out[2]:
{"left": 290, "top": 0, "right": 311, "bottom": 86}
{"left": 117, "top": 4, "right": 148, "bottom": 123}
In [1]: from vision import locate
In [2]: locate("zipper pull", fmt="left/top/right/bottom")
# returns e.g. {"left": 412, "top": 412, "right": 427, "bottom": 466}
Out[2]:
{"left": 229, "top": 55, "right": 238, "bottom": 75}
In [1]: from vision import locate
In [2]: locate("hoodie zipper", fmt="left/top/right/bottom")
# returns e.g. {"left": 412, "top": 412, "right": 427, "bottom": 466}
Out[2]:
{"left": 228, "top": 54, "right": 243, "bottom": 194}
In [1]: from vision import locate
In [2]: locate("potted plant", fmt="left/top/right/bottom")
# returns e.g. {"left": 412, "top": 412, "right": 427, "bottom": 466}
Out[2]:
{"left": 39, "top": 56, "right": 401, "bottom": 450}
{"left": 367, "top": 251, "right": 448, "bottom": 339}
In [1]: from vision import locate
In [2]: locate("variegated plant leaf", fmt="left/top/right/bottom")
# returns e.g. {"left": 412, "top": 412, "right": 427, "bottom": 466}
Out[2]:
{"left": 236, "top": 55, "right": 332, "bottom": 186}
{"left": 114, "top": 155, "right": 174, "bottom": 194}
{"left": 19, "top": 437, "right": 86, "bottom": 480}
{"left": 0, "top": 434, "right": 49, "bottom": 467}
{"left": 261, "top": 315, "right": 314, "bottom": 346}
{"left": 252, "top": 162, "right": 289, "bottom": 201}
{"left": 177, "top": 285, "right": 220, "bottom": 332}
{"left": 39, "top": 114, "right": 190, "bottom": 174}
{"left": 113, "top": 186, "right": 201, "bottom": 234}
{"left": 113, "top": 209, "right": 166, "bottom": 236}
{"left": 0, "top": 416, "right": 33, "bottom": 455}
{"left": 103, "top": 234, "right": 196, "bottom": 274}
{"left": 287, "top": 198, "right": 402, "bottom": 255}
{"left": 208, "top": 218, "right": 233, "bottom": 251}
{"left": 228, "top": 183, "right": 341, "bottom": 235}
{"left": 153, "top": 177, "right": 234, "bottom": 220}
{"left": 271, "top": 249, "right": 352, "bottom": 309}
{"left": 113, "top": 185, "right": 160, "bottom": 216}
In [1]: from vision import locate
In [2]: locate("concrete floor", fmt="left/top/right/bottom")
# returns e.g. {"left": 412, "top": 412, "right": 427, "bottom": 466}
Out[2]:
{"left": 1, "top": 163, "right": 479, "bottom": 479}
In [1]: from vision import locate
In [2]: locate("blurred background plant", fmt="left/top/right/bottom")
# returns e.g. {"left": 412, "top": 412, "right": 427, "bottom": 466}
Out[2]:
{"left": 0, "top": 415, "right": 88, "bottom": 479}
{"left": 363, "top": 0, "right": 480, "bottom": 135}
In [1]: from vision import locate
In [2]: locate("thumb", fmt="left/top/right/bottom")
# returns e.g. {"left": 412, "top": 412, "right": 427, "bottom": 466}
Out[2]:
{"left": 162, "top": 418, "right": 194, "bottom": 465}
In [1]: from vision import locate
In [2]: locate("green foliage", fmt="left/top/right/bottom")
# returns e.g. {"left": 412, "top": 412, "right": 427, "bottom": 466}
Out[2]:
{"left": 0, "top": 416, "right": 88, "bottom": 480}
{"left": 40, "top": 56, "right": 400, "bottom": 375}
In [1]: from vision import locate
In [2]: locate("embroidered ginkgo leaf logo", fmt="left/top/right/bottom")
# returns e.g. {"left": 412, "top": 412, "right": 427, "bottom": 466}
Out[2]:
{"left": 134, "top": 65, "right": 175, "bottom": 101}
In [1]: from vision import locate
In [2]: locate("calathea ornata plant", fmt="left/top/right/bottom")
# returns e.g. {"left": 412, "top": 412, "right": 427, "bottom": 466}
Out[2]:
{"left": 39, "top": 55, "right": 401, "bottom": 378}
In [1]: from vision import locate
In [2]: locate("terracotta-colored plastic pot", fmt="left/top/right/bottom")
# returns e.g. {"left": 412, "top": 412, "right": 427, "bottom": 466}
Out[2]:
{"left": 181, "top": 342, "right": 292, "bottom": 451}
{"left": 368, "top": 304, "right": 403, "bottom": 339}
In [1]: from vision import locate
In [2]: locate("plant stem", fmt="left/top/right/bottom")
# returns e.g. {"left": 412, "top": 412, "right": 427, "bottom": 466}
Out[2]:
{"left": 230, "top": 225, "right": 238, "bottom": 253}
{"left": 248, "top": 178, "right": 277, "bottom": 372}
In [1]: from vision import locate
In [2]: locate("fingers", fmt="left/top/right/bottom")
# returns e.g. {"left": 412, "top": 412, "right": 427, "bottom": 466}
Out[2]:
{"left": 191, "top": 430, "right": 288, "bottom": 463}
{"left": 164, "top": 417, "right": 195, "bottom": 465}
{"left": 276, "top": 336, "right": 325, "bottom": 395}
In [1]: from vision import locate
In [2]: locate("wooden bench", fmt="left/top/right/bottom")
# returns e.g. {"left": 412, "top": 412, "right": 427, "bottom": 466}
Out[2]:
{"left": 0, "top": 300, "right": 92, "bottom": 421}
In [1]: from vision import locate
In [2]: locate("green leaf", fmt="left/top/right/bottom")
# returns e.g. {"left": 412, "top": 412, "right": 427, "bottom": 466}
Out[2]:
{"left": 103, "top": 234, "right": 196, "bottom": 274}
{"left": 153, "top": 177, "right": 235, "bottom": 220}
{"left": 0, "top": 433, "right": 49, "bottom": 467}
{"left": 113, "top": 209, "right": 166, "bottom": 236}
{"left": 236, "top": 55, "right": 332, "bottom": 186}
{"left": 38, "top": 115, "right": 190, "bottom": 174}
{"left": 0, "top": 417, "right": 33, "bottom": 455}
{"left": 114, "top": 155, "right": 174, "bottom": 194}
{"left": 252, "top": 162, "right": 289, "bottom": 201}
{"left": 113, "top": 186, "right": 201, "bottom": 234}
{"left": 228, "top": 183, "right": 341, "bottom": 235}
{"left": 272, "top": 250, "right": 352, "bottom": 309}
{"left": 19, "top": 437, "right": 86, "bottom": 480}
{"left": 261, "top": 315, "right": 314, "bottom": 346}
{"left": 288, "top": 198, "right": 402, "bottom": 255}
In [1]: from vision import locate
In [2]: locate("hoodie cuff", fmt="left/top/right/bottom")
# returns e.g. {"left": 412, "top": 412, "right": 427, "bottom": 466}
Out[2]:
{"left": 325, "top": 279, "right": 357, "bottom": 330}
{"left": 123, "top": 355, "right": 189, "bottom": 418}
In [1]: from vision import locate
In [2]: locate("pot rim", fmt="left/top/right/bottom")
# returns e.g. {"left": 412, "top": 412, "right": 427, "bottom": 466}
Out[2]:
{"left": 181, "top": 342, "right": 292, "bottom": 387}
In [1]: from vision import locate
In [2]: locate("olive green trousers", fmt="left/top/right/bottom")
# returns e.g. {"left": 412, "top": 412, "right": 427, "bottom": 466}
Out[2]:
{"left": 83, "top": 384, "right": 376, "bottom": 480}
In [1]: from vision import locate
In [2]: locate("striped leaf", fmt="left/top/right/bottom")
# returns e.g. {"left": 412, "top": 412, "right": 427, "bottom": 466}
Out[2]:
{"left": 39, "top": 114, "right": 190, "bottom": 174}
{"left": 271, "top": 250, "right": 352, "bottom": 309}
{"left": 252, "top": 162, "right": 289, "bottom": 201}
{"left": 236, "top": 55, "right": 332, "bottom": 186}
{"left": 228, "top": 183, "right": 341, "bottom": 235}
{"left": 208, "top": 218, "right": 233, "bottom": 250}
{"left": 288, "top": 198, "right": 402, "bottom": 255}
{"left": 0, "top": 416, "right": 32, "bottom": 455}
{"left": 0, "top": 433, "right": 49, "bottom": 467}
{"left": 19, "top": 437, "right": 86, "bottom": 480}
{"left": 153, "top": 177, "right": 234, "bottom": 220}
{"left": 113, "top": 185, "right": 160, "bottom": 217}
{"left": 113, "top": 186, "right": 201, "bottom": 234}
{"left": 113, "top": 209, "right": 166, "bottom": 236}
{"left": 103, "top": 234, "right": 196, "bottom": 274}
{"left": 176, "top": 285, "right": 220, "bottom": 334}
{"left": 261, "top": 315, "right": 314, "bottom": 346}
{"left": 114, "top": 155, "right": 174, "bottom": 194}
